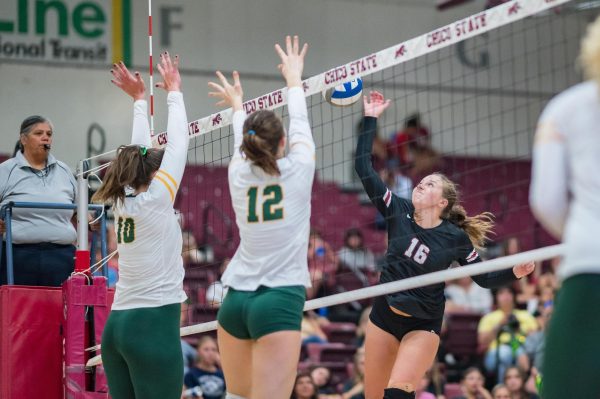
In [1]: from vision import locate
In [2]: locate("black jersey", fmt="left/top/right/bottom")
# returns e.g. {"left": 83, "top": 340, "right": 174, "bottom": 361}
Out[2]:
{"left": 355, "top": 117, "right": 516, "bottom": 319}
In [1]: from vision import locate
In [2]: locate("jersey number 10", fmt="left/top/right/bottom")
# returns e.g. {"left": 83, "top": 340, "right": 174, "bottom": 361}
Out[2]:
{"left": 116, "top": 217, "right": 135, "bottom": 244}
{"left": 247, "top": 185, "right": 284, "bottom": 223}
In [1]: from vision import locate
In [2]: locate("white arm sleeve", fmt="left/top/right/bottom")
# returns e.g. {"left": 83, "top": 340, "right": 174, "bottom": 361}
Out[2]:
{"left": 147, "top": 91, "right": 189, "bottom": 204}
{"left": 287, "top": 87, "right": 315, "bottom": 163}
{"left": 131, "top": 100, "right": 152, "bottom": 147}
{"left": 530, "top": 119, "right": 569, "bottom": 240}
{"left": 230, "top": 110, "right": 246, "bottom": 162}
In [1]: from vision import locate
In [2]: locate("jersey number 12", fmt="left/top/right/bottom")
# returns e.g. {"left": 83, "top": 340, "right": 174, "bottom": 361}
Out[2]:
{"left": 247, "top": 185, "right": 284, "bottom": 222}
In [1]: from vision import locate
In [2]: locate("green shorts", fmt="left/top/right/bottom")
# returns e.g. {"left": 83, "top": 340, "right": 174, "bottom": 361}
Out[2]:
{"left": 217, "top": 285, "right": 305, "bottom": 340}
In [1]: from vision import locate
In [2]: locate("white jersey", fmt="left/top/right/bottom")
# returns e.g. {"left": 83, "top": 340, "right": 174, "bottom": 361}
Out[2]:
{"left": 111, "top": 92, "right": 189, "bottom": 310}
{"left": 530, "top": 81, "right": 600, "bottom": 280}
{"left": 222, "top": 87, "right": 315, "bottom": 290}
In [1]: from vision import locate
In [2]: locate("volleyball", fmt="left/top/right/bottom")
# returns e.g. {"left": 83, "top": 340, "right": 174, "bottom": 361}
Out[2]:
{"left": 322, "top": 77, "right": 363, "bottom": 107}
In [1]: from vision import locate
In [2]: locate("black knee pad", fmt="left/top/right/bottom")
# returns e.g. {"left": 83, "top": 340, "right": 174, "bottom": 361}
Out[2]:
{"left": 383, "top": 387, "right": 416, "bottom": 399}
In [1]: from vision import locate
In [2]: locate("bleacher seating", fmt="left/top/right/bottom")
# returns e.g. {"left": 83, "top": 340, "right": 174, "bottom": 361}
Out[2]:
{"left": 444, "top": 382, "right": 463, "bottom": 398}
{"left": 443, "top": 312, "right": 482, "bottom": 358}
{"left": 306, "top": 343, "right": 356, "bottom": 364}
{"left": 322, "top": 322, "right": 358, "bottom": 345}
{"left": 177, "top": 155, "right": 553, "bottom": 269}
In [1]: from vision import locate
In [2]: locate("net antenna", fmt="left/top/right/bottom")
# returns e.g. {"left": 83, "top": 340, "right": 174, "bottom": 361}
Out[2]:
{"left": 148, "top": 0, "right": 155, "bottom": 137}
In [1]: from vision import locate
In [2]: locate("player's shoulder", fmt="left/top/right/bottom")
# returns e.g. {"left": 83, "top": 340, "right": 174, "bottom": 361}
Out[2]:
{"left": 544, "top": 81, "right": 597, "bottom": 118}
{"left": 441, "top": 220, "right": 468, "bottom": 239}
{"left": 392, "top": 194, "right": 414, "bottom": 213}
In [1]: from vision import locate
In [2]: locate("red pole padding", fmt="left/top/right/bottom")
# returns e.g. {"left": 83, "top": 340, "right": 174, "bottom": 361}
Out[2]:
{"left": 63, "top": 275, "right": 112, "bottom": 398}
{"left": 0, "top": 285, "right": 63, "bottom": 398}
{"left": 74, "top": 250, "right": 91, "bottom": 273}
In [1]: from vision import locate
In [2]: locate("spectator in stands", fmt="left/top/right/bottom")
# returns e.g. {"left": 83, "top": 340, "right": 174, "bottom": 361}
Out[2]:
{"left": 183, "top": 336, "right": 226, "bottom": 399}
{"left": 380, "top": 168, "right": 413, "bottom": 200}
{"left": 340, "top": 346, "right": 366, "bottom": 399}
{"left": 337, "top": 228, "right": 376, "bottom": 278}
{"left": 0, "top": 115, "right": 79, "bottom": 287}
{"left": 518, "top": 304, "right": 553, "bottom": 394}
{"left": 307, "top": 229, "right": 339, "bottom": 300}
{"left": 182, "top": 229, "right": 214, "bottom": 267}
{"left": 205, "top": 258, "right": 230, "bottom": 308}
{"left": 180, "top": 300, "right": 197, "bottom": 375}
{"left": 478, "top": 286, "right": 538, "bottom": 382}
{"left": 503, "top": 237, "right": 539, "bottom": 311}
{"left": 502, "top": 236, "right": 520, "bottom": 257}
{"left": 445, "top": 276, "right": 493, "bottom": 314}
{"left": 389, "top": 113, "right": 439, "bottom": 177}
{"left": 503, "top": 366, "right": 539, "bottom": 399}
{"left": 310, "top": 366, "right": 336, "bottom": 397}
{"left": 452, "top": 367, "right": 492, "bottom": 399}
{"left": 415, "top": 373, "right": 436, "bottom": 399}
{"left": 301, "top": 310, "right": 329, "bottom": 346}
{"left": 490, "top": 384, "right": 510, "bottom": 399}
{"left": 291, "top": 372, "right": 319, "bottom": 399}
{"left": 354, "top": 306, "right": 372, "bottom": 347}
{"left": 526, "top": 283, "right": 554, "bottom": 318}
{"left": 536, "top": 260, "right": 558, "bottom": 293}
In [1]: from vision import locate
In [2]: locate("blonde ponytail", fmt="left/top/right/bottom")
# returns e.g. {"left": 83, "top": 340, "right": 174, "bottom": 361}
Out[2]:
{"left": 435, "top": 173, "right": 495, "bottom": 249}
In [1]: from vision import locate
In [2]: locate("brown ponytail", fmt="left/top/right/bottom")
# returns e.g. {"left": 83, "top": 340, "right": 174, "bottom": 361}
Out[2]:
{"left": 240, "top": 110, "right": 284, "bottom": 176}
{"left": 435, "top": 172, "right": 494, "bottom": 249}
{"left": 92, "top": 145, "right": 164, "bottom": 205}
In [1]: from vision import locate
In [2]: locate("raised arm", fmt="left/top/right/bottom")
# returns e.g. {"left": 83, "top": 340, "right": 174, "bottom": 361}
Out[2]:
{"left": 208, "top": 70, "right": 245, "bottom": 159}
{"left": 274, "top": 36, "right": 315, "bottom": 162}
{"left": 355, "top": 91, "right": 397, "bottom": 216}
{"left": 110, "top": 61, "right": 151, "bottom": 147}
{"left": 530, "top": 111, "right": 568, "bottom": 240}
{"left": 150, "top": 52, "right": 188, "bottom": 203}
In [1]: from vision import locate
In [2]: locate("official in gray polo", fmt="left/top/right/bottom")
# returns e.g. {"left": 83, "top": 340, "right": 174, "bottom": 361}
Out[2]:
{"left": 0, "top": 115, "right": 77, "bottom": 286}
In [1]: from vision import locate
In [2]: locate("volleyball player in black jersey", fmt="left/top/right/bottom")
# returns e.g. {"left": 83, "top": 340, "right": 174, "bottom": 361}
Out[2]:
{"left": 355, "top": 91, "right": 535, "bottom": 399}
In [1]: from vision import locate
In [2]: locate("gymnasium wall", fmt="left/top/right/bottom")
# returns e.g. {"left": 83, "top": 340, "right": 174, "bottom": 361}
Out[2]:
{"left": 0, "top": 0, "right": 589, "bottom": 184}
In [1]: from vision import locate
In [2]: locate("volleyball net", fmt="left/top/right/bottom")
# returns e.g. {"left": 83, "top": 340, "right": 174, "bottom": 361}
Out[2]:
{"left": 83, "top": 0, "right": 591, "bottom": 366}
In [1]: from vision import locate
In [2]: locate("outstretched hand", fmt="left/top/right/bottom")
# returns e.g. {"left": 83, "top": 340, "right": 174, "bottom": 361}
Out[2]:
{"left": 155, "top": 51, "right": 181, "bottom": 92}
{"left": 274, "top": 35, "right": 308, "bottom": 88}
{"left": 513, "top": 261, "right": 535, "bottom": 279}
{"left": 363, "top": 91, "right": 391, "bottom": 118}
{"left": 110, "top": 61, "right": 146, "bottom": 101}
{"left": 208, "top": 70, "right": 244, "bottom": 112}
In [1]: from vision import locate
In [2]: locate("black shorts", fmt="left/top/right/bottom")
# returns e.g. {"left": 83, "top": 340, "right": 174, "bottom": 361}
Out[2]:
{"left": 369, "top": 296, "right": 442, "bottom": 341}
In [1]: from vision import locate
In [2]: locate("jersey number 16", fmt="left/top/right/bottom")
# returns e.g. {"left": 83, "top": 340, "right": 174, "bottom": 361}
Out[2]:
{"left": 404, "top": 237, "right": 430, "bottom": 264}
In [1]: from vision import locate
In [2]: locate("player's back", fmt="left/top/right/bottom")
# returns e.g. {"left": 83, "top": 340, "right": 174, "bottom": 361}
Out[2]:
{"left": 224, "top": 155, "right": 314, "bottom": 290}
{"left": 539, "top": 80, "right": 600, "bottom": 277}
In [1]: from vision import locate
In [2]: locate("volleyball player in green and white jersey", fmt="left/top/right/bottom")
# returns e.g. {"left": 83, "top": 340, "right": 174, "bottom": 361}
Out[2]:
{"left": 207, "top": 36, "right": 314, "bottom": 399}
{"left": 92, "top": 52, "right": 189, "bottom": 399}
{"left": 530, "top": 15, "right": 600, "bottom": 399}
